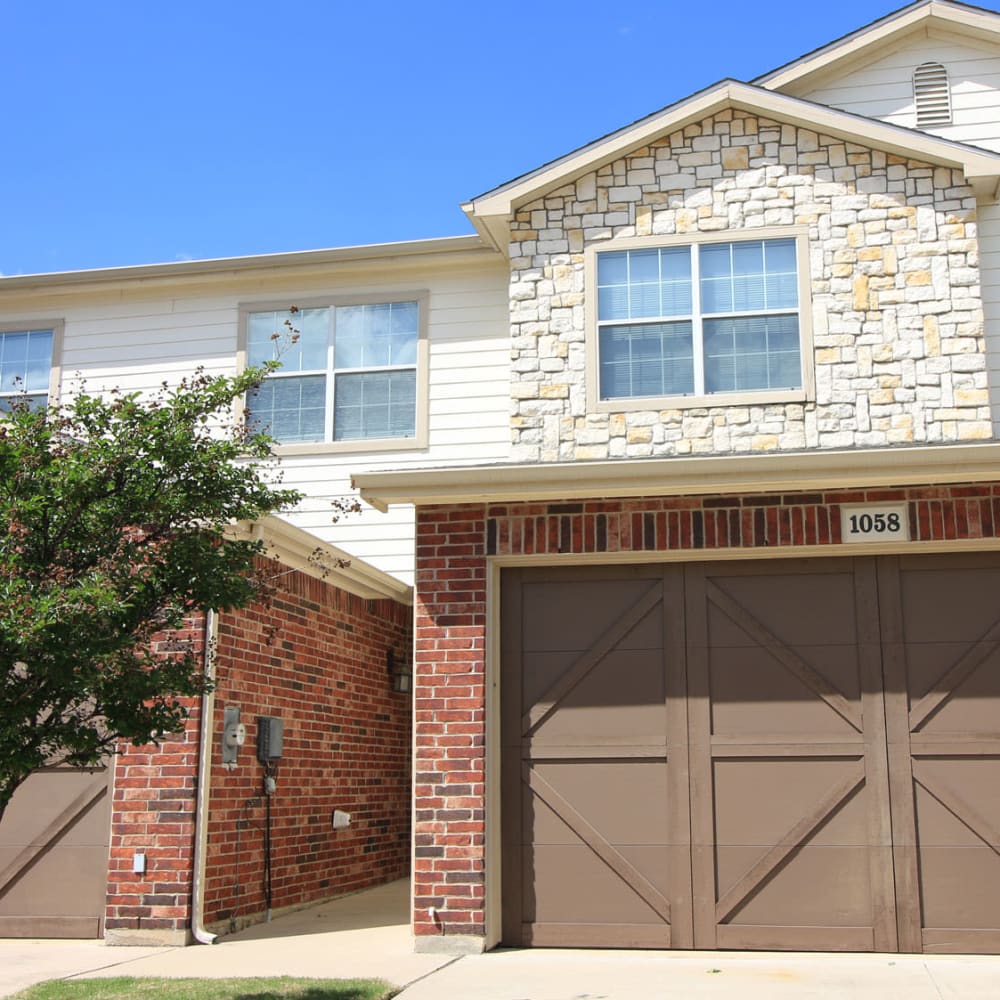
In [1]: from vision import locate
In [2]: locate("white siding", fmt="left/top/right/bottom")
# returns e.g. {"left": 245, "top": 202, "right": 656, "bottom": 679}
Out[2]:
{"left": 59, "top": 298, "right": 239, "bottom": 391}
{"left": 5, "top": 259, "right": 510, "bottom": 585}
{"left": 800, "top": 32, "right": 1000, "bottom": 151}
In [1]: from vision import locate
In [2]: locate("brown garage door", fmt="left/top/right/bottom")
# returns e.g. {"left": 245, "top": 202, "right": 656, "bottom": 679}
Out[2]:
{"left": 0, "top": 766, "right": 112, "bottom": 937}
{"left": 501, "top": 554, "right": 1000, "bottom": 953}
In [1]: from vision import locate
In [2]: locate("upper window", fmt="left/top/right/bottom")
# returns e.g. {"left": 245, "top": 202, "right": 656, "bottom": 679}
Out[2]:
{"left": 913, "top": 62, "right": 952, "bottom": 129}
{"left": 0, "top": 327, "right": 55, "bottom": 411}
{"left": 593, "top": 234, "right": 807, "bottom": 405}
{"left": 244, "top": 296, "right": 426, "bottom": 448}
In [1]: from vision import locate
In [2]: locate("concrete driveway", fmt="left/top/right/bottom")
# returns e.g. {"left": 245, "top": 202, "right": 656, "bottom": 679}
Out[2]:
{"left": 394, "top": 948, "right": 1000, "bottom": 999}
{"left": 2, "top": 880, "right": 1000, "bottom": 999}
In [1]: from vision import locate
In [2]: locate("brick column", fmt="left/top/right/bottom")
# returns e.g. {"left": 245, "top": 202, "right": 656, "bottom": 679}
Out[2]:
{"left": 105, "top": 616, "right": 206, "bottom": 945}
{"left": 412, "top": 505, "right": 488, "bottom": 952}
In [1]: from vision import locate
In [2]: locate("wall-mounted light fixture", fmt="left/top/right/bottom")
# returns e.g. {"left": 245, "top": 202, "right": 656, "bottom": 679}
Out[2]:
{"left": 387, "top": 648, "right": 412, "bottom": 694}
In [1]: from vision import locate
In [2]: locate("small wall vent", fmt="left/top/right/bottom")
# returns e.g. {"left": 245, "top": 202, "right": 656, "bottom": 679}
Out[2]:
{"left": 913, "top": 62, "right": 952, "bottom": 128}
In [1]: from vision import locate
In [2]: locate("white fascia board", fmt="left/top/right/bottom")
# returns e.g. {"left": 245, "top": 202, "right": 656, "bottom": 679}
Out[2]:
{"left": 228, "top": 516, "right": 413, "bottom": 604}
{"left": 459, "top": 202, "right": 509, "bottom": 254}
{"left": 353, "top": 443, "right": 1000, "bottom": 511}
{"left": 756, "top": 1, "right": 1000, "bottom": 93}
{"left": 464, "top": 80, "right": 1000, "bottom": 251}
{"left": 0, "top": 235, "right": 490, "bottom": 295}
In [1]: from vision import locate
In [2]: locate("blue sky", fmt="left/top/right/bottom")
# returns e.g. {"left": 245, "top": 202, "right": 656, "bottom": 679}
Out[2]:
{"left": 4, "top": 0, "right": 996, "bottom": 276}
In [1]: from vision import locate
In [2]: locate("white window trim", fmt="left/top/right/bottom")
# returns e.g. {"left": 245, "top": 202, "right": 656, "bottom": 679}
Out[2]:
{"left": 584, "top": 227, "right": 815, "bottom": 413}
{"left": 238, "top": 292, "right": 429, "bottom": 456}
{"left": 0, "top": 319, "right": 64, "bottom": 409}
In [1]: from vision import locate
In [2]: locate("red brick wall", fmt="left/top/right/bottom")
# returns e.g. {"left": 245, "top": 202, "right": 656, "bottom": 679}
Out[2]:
{"left": 411, "top": 482, "right": 1000, "bottom": 941}
{"left": 106, "top": 618, "right": 205, "bottom": 938}
{"left": 204, "top": 561, "right": 412, "bottom": 931}
{"left": 107, "top": 561, "right": 413, "bottom": 940}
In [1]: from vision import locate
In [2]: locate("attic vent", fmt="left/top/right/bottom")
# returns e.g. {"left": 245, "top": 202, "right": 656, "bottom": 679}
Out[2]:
{"left": 913, "top": 62, "right": 952, "bottom": 128}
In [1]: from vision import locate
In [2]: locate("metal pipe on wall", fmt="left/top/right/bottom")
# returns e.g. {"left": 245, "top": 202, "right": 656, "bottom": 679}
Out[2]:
{"left": 191, "top": 608, "right": 219, "bottom": 945}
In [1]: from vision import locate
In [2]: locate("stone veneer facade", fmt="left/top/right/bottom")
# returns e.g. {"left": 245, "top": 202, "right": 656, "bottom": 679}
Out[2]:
{"left": 508, "top": 110, "right": 990, "bottom": 462}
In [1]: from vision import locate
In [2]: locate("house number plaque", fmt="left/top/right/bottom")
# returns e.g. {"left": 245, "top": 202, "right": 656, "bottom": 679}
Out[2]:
{"left": 840, "top": 503, "right": 909, "bottom": 543}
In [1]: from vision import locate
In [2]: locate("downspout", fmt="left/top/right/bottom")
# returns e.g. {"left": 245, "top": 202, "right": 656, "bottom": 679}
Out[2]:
{"left": 191, "top": 608, "right": 219, "bottom": 944}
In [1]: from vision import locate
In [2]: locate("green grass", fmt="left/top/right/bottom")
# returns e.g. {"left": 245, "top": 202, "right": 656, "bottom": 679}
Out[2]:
{"left": 7, "top": 977, "right": 398, "bottom": 1000}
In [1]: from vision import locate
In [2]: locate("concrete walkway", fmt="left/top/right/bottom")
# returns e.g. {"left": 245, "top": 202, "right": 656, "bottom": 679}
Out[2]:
{"left": 2, "top": 880, "right": 1000, "bottom": 999}
{"left": 0, "top": 881, "right": 448, "bottom": 997}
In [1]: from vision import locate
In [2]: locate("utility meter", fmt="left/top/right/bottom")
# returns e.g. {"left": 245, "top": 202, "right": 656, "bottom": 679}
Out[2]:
{"left": 257, "top": 716, "right": 284, "bottom": 763}
{"left": 221, "top": 706, "right": 246, "bottom": 767}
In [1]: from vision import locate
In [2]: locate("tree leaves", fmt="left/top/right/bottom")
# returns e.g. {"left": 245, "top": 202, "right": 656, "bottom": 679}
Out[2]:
{"left": 0, "top": 366, "right": 305, "bottom": 816}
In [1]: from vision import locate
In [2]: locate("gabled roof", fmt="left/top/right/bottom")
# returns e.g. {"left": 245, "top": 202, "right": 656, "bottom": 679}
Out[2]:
{"left": 462, "top": 78, "right": 1000, "bottom": 253}
{"left": 756, "top": 0, "right": 1000, "bottom": 95}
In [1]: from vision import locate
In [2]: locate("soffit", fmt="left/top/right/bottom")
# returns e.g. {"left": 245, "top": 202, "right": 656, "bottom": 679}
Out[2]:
{"left": 228, "top": 516, "right": 413, "bottom": 604}
{"left": 462, "top": 79, "right": 1000, "bottom": 253}
{"left": 353, "top": 443, "right": 1000, "bottom": 511}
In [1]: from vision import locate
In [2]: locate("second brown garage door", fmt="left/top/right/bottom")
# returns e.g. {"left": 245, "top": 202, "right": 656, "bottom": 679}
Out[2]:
{"left": 0, "top": 765, "right": 111, "bottom": 937}
{"left": 500, "top": 554, "right": 1000, "bottom": 953}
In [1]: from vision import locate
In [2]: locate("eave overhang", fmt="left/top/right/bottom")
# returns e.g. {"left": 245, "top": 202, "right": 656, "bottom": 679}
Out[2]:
{"left": 0, "top": 234, "right": 492, "bottom": 296}
{"left": 353, "top": 443, "right": 1000, "bottom": 512}
{"left": 756, "top": 0, "right": 1000, "bottom": 95}
{"left": 228, "top": 515, "right": 413, "bottom": 605}
{"left": 462, "top": 79, "right": 1000, "bottom": 254}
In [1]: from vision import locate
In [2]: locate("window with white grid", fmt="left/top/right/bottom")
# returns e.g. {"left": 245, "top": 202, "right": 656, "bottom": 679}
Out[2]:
{"left": 595, "top": 237, "right": 804, "bottom": 402}
{"left": 246, "top": 299, "right": 421, "bottom": 445}
{"left": 0, "top": 327, "right": 55, "bottom": 411}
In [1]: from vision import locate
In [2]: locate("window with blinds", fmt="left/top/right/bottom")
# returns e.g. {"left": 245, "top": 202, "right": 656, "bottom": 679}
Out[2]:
{"left": 596, "top": 238, "right": 803, "bottom": 401}
{"left": 246, "top": 299, "right": 421, "bottom": 444}
{"left": 0, "top": 327, "right": 55, "bottom": 411}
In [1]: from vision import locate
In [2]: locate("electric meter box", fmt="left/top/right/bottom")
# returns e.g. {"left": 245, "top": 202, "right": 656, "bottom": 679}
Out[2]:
{"left": 256, "top": 716, "right": 284, "bottom": 762}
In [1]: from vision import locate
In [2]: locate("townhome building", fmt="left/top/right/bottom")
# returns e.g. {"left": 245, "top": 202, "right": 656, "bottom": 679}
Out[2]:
{"left": 3, "top": 0, "right": 1000, "bottom": 957}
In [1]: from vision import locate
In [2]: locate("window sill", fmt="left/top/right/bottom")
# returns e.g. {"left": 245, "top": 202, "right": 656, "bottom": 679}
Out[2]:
{"left": 271, "top": 434, "right": 429, "bottom": 457}
{"left": 592, "top": 387, "right": 810, "bottom": 413}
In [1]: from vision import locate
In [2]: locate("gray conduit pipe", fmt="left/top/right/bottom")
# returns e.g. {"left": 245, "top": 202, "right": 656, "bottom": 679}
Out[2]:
{"left": 191, "top": 608, "right": 219, "bottom": 945}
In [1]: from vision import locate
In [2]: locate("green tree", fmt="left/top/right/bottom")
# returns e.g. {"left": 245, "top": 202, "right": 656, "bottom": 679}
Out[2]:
{"left": 0, "top": 362, "right": 305, "bottom": 821}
